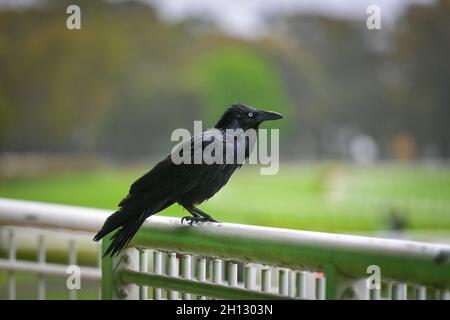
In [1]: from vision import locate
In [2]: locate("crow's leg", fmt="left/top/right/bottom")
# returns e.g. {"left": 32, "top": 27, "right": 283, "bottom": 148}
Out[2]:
{"left": 180, "top": 205, "right": 219, "bottom": 224}
{"left": 192, "top": 206, "right": 220, "bottom": 223}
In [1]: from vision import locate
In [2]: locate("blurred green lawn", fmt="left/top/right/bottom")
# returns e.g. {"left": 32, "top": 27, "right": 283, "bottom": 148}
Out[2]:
{"left": 1, "top": 163, "right": 449, "bottom": 232}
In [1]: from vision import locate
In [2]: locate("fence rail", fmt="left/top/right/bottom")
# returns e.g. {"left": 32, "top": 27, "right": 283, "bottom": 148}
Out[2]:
{"left": 1, "top": 198, "right": 450, "bottom": 300}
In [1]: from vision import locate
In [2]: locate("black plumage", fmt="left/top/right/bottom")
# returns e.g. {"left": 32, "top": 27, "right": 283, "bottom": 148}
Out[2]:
{"left": 94, "top": 103, "right": 283, "bottom": 256}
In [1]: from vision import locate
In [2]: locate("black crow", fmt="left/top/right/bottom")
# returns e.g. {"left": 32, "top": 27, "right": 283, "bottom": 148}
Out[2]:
{"left": 94, "top": 103, "right": 283, "bottom": 256}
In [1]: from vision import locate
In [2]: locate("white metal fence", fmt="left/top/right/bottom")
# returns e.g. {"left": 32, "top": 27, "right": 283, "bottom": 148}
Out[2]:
{"left": 0, "top": 198, "right": 449, "bottom": 300}
{"left": 0, "top": 199, "right": 102, "bottom": 299}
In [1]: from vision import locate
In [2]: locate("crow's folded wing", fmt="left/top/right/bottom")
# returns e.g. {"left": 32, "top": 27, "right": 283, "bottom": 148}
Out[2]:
{"left": 119, "top": 129, "right": 233, "bottom": 206}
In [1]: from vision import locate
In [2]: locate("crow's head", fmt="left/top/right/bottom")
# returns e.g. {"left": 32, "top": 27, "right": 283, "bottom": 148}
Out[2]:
{"left": 215, "top": 103, "right": 283, "bottom": 130}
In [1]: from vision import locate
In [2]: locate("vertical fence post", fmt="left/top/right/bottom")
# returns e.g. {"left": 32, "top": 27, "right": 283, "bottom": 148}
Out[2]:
{"left": 296, "top": 271, "right": 307, "bottom": 299}
{"left": 167, "top": 253, "right": 179, "bottom": 300}
{"left": 228, "top": 262, "right": 238, "bottom": 288}
{"left": 245, "top": 265, "right": 256, "bottom": 290}
{"left": 315, "top": 274, "right": 326, "bottom": 300}
{"left": 181, "top": 255, "right": 192, "bottom": 300}
{"left": 97, "top": 245, "right": 102, "bottom": 300}
{"left": 278, "top": 269, "right": 289, "bottom": 296}
{"left": 196, "top": 257, "right": 207, "bottom": 300}
{"left": 101, "top": 237, "right": 139, "bottom": 300}
{"left": 68, "top": 239, "right": 77, "bottom": 300}
{"left": 212, "top": 259, "right": 222, "bottom": 285}
{"left": 8, "top": 229, "right": 16, "bottom": 300}
{"left": 37, "top": 234, "right": 46, "bottom": 300}
{"left": 391, "top": 283, "right": 407, "bottom": 300}
{"left": 139, "top": 249, "right": 148, "bottom": 300}
{"left": 442, "top": 290, "right": 450, "bottom": 300}
{"left": 414, "top": 285, "right": 426, "bottom": 300}
{"left": 261, "top": 268, "right": 272, "bottom": 293}
{"left": 289, "top": 270, "right": 296, "bottom": 297}
{"left": 153, "top": 251, "right": 163, "bottom": 300}
{"left": 325, "top": 263, "right": 369, "bottom": 300}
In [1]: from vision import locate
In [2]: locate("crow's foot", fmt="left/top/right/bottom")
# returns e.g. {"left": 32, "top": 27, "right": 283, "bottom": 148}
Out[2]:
{"left": 181, "top": 216, "right": 208, "bottom": 225}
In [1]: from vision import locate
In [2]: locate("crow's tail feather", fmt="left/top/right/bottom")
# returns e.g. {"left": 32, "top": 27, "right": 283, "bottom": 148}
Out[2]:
{"left": 93, "top": 209, "right": 130, "bottom": 243}
{"left": 102, "top": 215, "right": 146, "bottom": 257}
{"left": 94, "top": 196, "right": 173, "bottom": 257}
{"left": 93, "top": 197, "right": 148, "bottom": 257}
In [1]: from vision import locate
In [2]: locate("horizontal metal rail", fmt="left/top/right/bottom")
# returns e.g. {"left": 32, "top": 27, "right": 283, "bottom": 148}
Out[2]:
{"left": 0, "top": 198, "right": 107, "bottom": 233}
{"left": 0, "top": 258, "right": 100, "bottom": 280}
{"left": 119, "top": 269, "right": 292, "bottom": 300}
{"left": 130, "top": 220, "right": 450, "bottom": 288}
{"left": 1, "top": 198, "right": 450, "bottom": 299}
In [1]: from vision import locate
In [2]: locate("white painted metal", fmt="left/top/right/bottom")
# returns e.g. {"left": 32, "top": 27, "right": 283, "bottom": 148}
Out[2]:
{"left": 113, "top": 248, "right": 140, "bottom": 300}
{"left": 152, "top": 251, "right": 163, "bottom": 300}
{"left": 296, "top": 271, "right": 307, "bottom": 299}
{"left": 208, "top": 259, "right": 214, "bottom": 283}
{"left": 315, "top": 275, "right": 326, "bottom": 300}
{"left": 443, "top": 290, "right": 450, "bottom": 300}
{"left": 68, "top": 239, "right": 77, "bottom": 300}
{"left": 196, "top": 257, "right": 207, "bottom": 300}
{"left": 228, "top": 262, "right": 238, "bottom": 287}
{"left": 139, "top": 249, "right": 148, "bottom": 300}
{"left": 261, "top": 268, "right": 271, "bottom": 293}
{"left": 0, "top": 259, "right": 101, "bottom": 279}
{"left": 181, "top": 255, "right": 192, "bottom": 300}
{"left": 370, "top": 287, "right": 381, "bottom": 300}
{"left": 167, "top": 253, "right": 179, "bottom": 300}
{"left": 212, "top": 259, "right": 222, "bottom": 285}
{"left": 391, "top": 282, "right": 407, "bottom": 300}
{"left": 289, "top": 270, "right": 296, "bottom": 297}
{"left": 398, "top": 283, "right": 408, "bottom": 300}
{"left": 97, "top": 246, "right": 102, "bottom": 299}
{"left": 305, "top": 272, "right": 317, "bottom": 299}
{"left": 278, "top": 269, "right": 289, "bottom": 296}
{"left": 0, "top": 198, "right": 107, "bottom": 233}
{"left": 245, "top": 265, "right": 256, "bottom": 290}
{"left": 415, "top": 285, "right": 427, "bottom": 300}
{"left": 37, "top": 234, "right": 46, "bottom": 300}
{"left": 8, "top": 229, "right": 16, "bottom": 300}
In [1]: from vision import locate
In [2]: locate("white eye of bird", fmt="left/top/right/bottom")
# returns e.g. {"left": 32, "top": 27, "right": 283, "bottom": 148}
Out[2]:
{"left": 248, "top": 112, "right": 254, "bottom": 118}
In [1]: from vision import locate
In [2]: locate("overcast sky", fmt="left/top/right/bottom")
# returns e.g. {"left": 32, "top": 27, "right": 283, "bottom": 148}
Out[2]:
{"left": 144, "top": 0, "right": 433, "bottom": 38}
{"left": 0, "top": 0, "right": 434, "bottom": 38}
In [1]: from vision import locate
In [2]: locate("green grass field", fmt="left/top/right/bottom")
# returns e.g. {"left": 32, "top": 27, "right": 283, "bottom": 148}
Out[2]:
{"left": 1, "top": 163, "right": 450, "bottom": 232}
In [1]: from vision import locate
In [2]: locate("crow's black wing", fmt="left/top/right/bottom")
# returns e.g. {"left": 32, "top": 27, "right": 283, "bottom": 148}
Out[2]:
{"left": 119, "top": 129, "right": 232, "bottom": 207}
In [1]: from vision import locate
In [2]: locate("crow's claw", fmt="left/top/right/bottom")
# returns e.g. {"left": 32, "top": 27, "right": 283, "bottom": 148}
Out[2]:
{"left": 181, "top": 216, "right": 207, "bottom": 225}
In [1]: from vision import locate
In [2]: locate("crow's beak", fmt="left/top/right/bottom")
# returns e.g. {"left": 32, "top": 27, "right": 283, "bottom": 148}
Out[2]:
{"left": 257, "top": 110, "right": 284, "bottom": 123}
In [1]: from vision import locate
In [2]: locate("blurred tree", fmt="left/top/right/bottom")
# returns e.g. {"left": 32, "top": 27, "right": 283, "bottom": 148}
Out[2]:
{"left": 0, "top": 0, "right": 448, "bottom": 161}
{"left": 190, "top": 46, "right": 291, "bottom": 129}
{"left": 394, "top": 0, "right": 450, "bottom": 158}
{"left": 269, "top": 15, "right": 394, "bottom": 159}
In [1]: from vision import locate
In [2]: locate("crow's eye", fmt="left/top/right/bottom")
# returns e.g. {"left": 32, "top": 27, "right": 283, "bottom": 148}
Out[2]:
{"left": 248, "top": 112, "right": 254, "bottom": 118}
